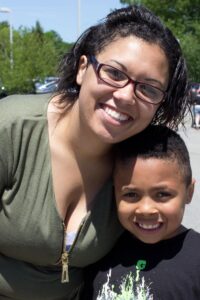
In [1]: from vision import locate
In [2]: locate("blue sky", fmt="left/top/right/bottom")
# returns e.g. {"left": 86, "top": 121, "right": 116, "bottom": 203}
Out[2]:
{"left": 0, "top": 0, "right": 124, "bottom": 43}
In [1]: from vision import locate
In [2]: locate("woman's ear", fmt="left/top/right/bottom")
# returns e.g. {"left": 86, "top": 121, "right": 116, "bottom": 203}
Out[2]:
{"left": 76, "top": 55, "right": 88, "bottom": 85}
{"left": 186, "top": 178, "right": 195, "bottom": 204}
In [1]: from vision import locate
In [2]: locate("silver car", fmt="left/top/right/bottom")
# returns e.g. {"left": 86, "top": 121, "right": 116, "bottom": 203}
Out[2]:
{"left": 35, "top": 80, "right": 58, "bottom": 94}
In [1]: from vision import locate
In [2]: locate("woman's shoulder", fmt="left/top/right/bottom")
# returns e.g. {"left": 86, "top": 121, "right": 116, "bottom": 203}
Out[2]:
{"left": 0, "top": 94, "right": 50, "bottom": 122}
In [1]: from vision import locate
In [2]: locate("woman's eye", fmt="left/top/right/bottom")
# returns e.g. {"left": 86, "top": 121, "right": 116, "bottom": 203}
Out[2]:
{"left": 139, "top": 84, "right": 158, "bottom": 97}
{"left": 105, "top": 67, "right": 126, "bottom": 81}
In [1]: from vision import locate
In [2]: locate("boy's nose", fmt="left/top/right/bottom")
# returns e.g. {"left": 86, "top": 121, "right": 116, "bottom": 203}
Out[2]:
{"left": 135, "top": 199, "right": 158, "bottom": 216}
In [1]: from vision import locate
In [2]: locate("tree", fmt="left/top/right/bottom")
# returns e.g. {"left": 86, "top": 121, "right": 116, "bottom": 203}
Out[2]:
{"left": 120, "top": 0, "right": 200, "bottom": 82}
{"left": 0, "top": 21, "right": 73, "bottom": 94}
{"left": 0, "top": 21, "right": 13, "bottom": 91}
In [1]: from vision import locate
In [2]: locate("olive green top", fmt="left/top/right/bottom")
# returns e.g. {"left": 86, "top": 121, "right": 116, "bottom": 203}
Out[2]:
{"left": 0, "top": 95, "right": 122, "bottom": 300}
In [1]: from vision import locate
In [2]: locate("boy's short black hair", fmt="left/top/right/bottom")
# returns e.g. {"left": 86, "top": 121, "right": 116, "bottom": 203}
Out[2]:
{"left": 115, "top": 125, "right": 192, "bottom": 186}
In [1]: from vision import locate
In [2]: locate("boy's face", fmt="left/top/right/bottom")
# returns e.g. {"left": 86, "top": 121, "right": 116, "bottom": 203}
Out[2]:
{"left": 114, "top": 157, "right": 194, "bottom": 244}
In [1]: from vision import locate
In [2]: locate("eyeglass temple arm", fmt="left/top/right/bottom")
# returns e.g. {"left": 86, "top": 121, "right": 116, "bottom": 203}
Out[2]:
{"left": 88, "top": 55, "right": 98, "bottom": 67}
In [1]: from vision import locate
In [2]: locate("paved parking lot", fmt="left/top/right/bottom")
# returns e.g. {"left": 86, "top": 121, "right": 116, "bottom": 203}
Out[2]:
{"left": 179, "top": 119, "right": 200, "bottom": 232}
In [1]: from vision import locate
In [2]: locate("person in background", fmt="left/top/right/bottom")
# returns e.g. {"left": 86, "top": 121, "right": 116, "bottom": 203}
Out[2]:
{"left": 0, "top": 4, "right": 190, "bottom": 300}
{"left": 83, "top": 125, "right": 200, "bottom": 300}
{"left": 193, "top": 86, "right": 200, "bottom": 128}
{"left": 190, "top": 83, "right": 200, "bottom": 128}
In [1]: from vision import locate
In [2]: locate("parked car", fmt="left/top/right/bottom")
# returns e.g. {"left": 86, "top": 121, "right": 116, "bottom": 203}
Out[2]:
{"left": 35, "top": 80, "right": 58, "bottom": 94}
{"left": 43, "top": 76, "right": 59, "bottom": 84}
{"left": 0, "top": 80, "right": 7, "bottom": 99}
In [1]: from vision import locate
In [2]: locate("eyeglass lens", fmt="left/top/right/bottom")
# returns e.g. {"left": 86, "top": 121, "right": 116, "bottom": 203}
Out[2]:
{"left": 98, "top": 65, "right": 163, "bottom": 104}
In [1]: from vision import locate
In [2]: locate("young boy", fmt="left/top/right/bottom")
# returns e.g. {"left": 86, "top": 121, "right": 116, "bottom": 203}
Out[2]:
{"left": 83, "top": 125, "right": 200, "bottom": 300}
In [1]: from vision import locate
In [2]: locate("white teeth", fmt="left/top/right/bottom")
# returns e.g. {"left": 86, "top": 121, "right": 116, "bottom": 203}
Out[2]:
{"left": 138, "top": 223, "right": 160, "bottom": 230}
{"left": 104, "top": 106, "right": 129, "bottom": 122}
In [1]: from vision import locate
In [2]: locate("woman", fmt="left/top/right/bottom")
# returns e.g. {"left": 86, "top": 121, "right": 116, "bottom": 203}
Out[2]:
{"left": 0, "top": 4, "right": 189, "bottom": 300}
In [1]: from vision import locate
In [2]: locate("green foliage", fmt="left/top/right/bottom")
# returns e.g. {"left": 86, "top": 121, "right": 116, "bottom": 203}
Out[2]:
{"left": 120, "top": 0, "right": 200, "bottom": 82}
{"left": 0, "top": 21, "right": 73, "bottom": 94}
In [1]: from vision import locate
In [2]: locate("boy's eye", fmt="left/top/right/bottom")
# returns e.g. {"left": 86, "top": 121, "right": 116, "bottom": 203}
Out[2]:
{"left": 123, "top": 192, "right": 140, "bottom": 201}
{"left": 156, "top": 191, "right": 171, "bottom": 201}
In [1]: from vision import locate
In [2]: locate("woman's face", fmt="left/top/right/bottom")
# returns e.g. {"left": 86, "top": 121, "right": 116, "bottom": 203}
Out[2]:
{"left": 76, "top": 36, "right": 169, "bottom": 144}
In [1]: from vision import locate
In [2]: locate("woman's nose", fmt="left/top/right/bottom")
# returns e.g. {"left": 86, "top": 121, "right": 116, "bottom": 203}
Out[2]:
{"left": 113, "top": 82, "right": 136, "bottom": 105}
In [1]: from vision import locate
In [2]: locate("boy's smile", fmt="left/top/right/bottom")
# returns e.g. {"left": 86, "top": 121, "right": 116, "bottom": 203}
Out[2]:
{"left": 114, "top": 157, "right": 194, "bottom": 244}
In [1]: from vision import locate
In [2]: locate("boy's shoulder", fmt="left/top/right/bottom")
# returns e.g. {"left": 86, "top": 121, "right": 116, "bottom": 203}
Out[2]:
{"left": 86, "top": 228, "right": 200, "bottom": 265}
{"left": 184, "top": 228, "right": 200, "bottom": 245}
{"left": 87, "top": 229, "right": 200, "bottom": 269}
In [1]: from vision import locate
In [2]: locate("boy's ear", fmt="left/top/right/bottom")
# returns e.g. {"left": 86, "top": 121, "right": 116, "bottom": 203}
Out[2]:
{"left": 76, "top": 55, "right": 88, "bottom": 85}
{"left": 186, "top": 178, "right": 195, "bottom": 204}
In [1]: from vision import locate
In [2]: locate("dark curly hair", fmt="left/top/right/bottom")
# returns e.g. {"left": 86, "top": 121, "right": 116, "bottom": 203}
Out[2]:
{"left": 56, "top": 5, "right": 190, "bottom": 130}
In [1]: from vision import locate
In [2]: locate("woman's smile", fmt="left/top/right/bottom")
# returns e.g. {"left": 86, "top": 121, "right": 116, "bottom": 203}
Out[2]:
{"left": 99, "top": 103, "right": 132, "bottom": 124}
